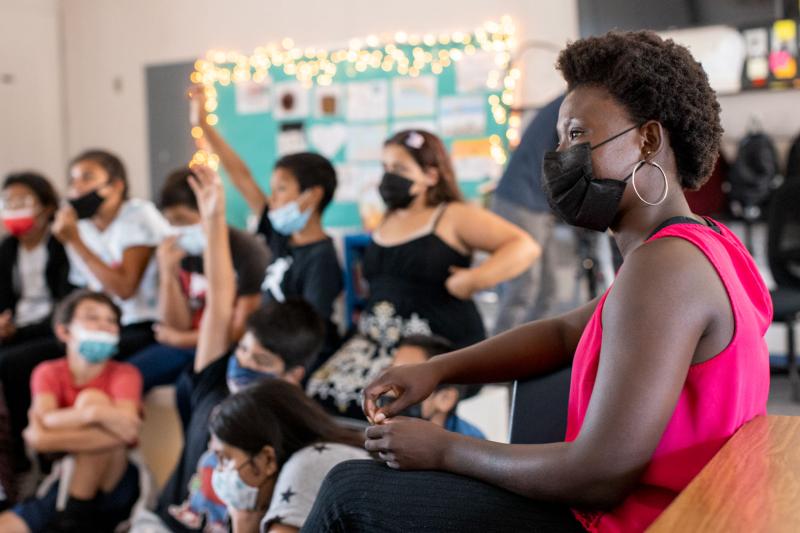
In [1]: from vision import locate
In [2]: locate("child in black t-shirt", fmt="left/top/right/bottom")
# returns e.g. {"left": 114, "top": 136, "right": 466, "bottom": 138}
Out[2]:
{"left": 189, "top": 86, "right": 343, "bottom": 368}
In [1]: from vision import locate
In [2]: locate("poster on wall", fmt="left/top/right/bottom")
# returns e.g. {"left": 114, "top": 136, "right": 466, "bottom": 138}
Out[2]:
{"left": 741, "top": 18, "right": 800, "bottom": 90}
{"left": 273, "top": 82, "right": 310, "bottom": 120}
{"left": 235, "top": 79, "right": 272, "bottom": 115}
{"left": 347, "top": 124, "right": 388, "bottom": 161}
{"left": 456, "top": 51, "right": 498, "bottom": 94}
{"left": 451, "top": 138, "right": 502, "bottom": 181}
{"left": 314, "top": 85, "right": 344, "bottom": 118}
{"left": 277, "top": 122, "right": 307, "bottom": 155}
{"left": 769, "top": 19, "right": 798, "bottom": 79}
{"left": 439, "top": 95, "right": 486, "bottom": 137}
{"left": 743, "top": 27, "right": 770, "bottom": 87}
{"left": 391, "top": 119, "right": 437, "bottom": 135}
{"left": 335, "top": 163, "right": 382, "bottom": 202}
{"left": 392, "top": 76, "right": 437, "bottom": 118}
{"left": 308, "top": 123, "right": 347, "bottom": 158}
{"left": 346, "top": 80, "right": 389, "bottom": 121}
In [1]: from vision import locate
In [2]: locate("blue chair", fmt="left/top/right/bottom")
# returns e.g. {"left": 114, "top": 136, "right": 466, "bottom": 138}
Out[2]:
{"left": 342, "top": 233, "right": 372, "bottom": 331}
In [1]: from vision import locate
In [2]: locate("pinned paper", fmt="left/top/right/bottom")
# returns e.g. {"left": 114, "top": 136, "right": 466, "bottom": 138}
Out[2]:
{"left": 391, "top": 120, "right": 437, "bottom": 135}
{"left": 451, "top": 138, "right": 501, "bottom": 181}
{"left": 314, "top": 85, "right": 344, "bottom": 117}
{"left": 347, "top": 124, "right": 387, "bottom": 161}
{"left": 392, "top": 76, "right": 437, "bottom": 118}
{"left": 273, "top": 82, "right": 310, "bottom": 120}
{"left": 769, "top": 19, "right": 797, "bottom": 80}
{"left": 346, "top": 80, "right": 389, "bottom": 121}
{"left": 308, "top": 123, "right": 347, "bottom": 158}
{"left": 235, "top": 79, "right": 272, "bottom": 115}
{"left": 277, "top": 122, "right": 307, "bottom": 155}
{"left": 439, "top": 96, "right": 486, "bottom": 137}
{"left": 456, "top": 51, "right": 498, "bottom": 93}
{"left": 335, "top": 163, "right": 382, "bottom": 202}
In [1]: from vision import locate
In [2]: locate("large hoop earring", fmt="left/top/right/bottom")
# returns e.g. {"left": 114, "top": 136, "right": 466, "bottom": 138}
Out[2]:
{"left": 631, "top": 160, "right": 669, "bottom": 206}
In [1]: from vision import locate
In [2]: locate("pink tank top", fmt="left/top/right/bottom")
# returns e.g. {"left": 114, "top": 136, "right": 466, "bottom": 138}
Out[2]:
{"left": 566, "top": 219, "right": 772, "bottom": 532}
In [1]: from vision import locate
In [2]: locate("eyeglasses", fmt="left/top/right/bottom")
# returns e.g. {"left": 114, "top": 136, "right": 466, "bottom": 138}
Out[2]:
{"left": 0, "top": 195, "right": 37, "bottom": 211}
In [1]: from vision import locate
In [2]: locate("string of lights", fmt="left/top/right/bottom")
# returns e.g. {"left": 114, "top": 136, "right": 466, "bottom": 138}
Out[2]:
{"left": 189, "top": 16, "right": 518, "bottom": 170}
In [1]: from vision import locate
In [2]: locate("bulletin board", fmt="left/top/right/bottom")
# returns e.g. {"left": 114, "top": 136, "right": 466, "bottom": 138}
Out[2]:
{"left": 190, "top": 18, "right": 518, "bottom": 230}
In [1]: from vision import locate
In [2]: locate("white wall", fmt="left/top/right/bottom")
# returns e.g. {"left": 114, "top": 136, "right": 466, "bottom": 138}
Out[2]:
{"left": 60, "top": 0, "right": 578, "bottom": 198}
{"left": 0, "top": 0, "right": 65, "bottom": 186}
{"left": 718, "top": 91, "right": 800, "bottom": 168}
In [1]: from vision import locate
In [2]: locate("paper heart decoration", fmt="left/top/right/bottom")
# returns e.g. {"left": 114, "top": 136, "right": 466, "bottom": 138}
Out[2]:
{"left": 308, "top": 124, "right": 347, "bottom": 158}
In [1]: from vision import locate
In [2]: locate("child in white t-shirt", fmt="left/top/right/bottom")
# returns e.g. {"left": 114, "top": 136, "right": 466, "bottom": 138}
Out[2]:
{"left": 53, "top": 150, "right": 170, "bottom": 354}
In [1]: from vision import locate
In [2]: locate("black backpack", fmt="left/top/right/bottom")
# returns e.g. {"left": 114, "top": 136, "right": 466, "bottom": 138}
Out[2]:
{"left": 727, "top": 132, "right": 780, "bottom": 220}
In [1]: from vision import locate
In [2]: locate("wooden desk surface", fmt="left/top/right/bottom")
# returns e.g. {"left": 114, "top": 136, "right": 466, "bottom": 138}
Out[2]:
{"left": 648, "top": 415, "right": 800, "bottom": 533}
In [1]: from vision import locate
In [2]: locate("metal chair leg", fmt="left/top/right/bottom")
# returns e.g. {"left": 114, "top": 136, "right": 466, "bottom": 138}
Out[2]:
{"left": 788, "top": 318, "right": 799, "bottom": 402}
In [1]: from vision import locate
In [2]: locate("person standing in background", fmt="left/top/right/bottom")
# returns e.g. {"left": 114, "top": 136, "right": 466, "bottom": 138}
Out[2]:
{"left": 491, "top": 94, "right": 564, "bottom": 333}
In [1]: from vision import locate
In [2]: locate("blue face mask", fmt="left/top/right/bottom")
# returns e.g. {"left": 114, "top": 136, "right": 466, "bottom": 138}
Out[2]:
{"left": 226, "top": 355, "right": 278, "bottom": 393}
{"left": 176, "top": 224, "right": 207, "bottom": 256}
{"left": 268, "top": 201, "right": 312, "bottom": 236}
{"left": 72, "top": 326, "right": 119, "bottom": 364}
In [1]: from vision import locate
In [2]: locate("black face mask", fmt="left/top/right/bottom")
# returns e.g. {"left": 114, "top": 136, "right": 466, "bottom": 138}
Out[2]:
{"left": 69, "top": 188, "right": 106, "bottom": 219}
{"left": 379, "top": 172, "right": 415, "bottom": 210}
{"left": 541, "top": 124, "right": 640, "bottom": 232}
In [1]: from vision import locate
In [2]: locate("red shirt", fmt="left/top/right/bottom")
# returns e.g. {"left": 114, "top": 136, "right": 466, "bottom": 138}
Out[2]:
{"left": 31, "top": 358, "right": 143, "bottom": 409}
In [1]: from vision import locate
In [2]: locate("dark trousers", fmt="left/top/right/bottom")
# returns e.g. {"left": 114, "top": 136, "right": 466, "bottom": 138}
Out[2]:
{"left": 302, "top": 460, "right": 585, "bottom": 533}
{"left": 0, "top": 321, "right": 155, "bottom": 472}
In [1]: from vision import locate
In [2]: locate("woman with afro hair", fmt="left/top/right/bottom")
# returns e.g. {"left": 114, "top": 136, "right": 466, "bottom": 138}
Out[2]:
{"left": 301, "top": 31, "right": 773, "bottom": 533}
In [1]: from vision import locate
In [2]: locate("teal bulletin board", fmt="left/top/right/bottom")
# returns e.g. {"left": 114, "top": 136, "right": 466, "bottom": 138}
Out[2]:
{"left": 192, "top": 19, "right": 516, "bottom": 230}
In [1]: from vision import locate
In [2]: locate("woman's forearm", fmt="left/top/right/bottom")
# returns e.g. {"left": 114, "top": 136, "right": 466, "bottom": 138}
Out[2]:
{"left": 431, "top": 299, "right": 597, "bottom": 385}
{"left": 471, "top": 236, "right": 540, "bottom": 291}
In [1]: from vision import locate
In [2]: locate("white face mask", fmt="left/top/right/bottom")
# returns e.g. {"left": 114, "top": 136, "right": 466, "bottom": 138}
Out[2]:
{"left": 211, "top": 462, "right": 259, "bottom": 510}
{"left": 175, "top": 223, "right": 207, "bottom": 256}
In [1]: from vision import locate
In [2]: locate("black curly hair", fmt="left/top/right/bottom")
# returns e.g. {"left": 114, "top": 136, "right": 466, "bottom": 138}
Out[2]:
{"left": 556, "top": 31, "right": 722, "bottom": 190}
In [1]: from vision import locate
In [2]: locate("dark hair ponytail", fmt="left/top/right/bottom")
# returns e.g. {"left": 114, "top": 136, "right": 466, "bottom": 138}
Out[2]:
{"left": 209, "top": 379, "right": 363, "bottom": 466}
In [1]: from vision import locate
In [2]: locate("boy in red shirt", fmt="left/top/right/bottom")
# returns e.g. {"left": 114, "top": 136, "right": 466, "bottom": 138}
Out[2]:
{"left": 0, "top": 289, "right": 143, "bottom": 532}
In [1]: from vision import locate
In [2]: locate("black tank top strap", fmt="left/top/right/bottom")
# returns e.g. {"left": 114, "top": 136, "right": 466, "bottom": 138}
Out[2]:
{"left": 647, "top": 216, "right": 721, "bottom": 240}
{"left": 429, "top": 203, "right": 448, "bottom": 233}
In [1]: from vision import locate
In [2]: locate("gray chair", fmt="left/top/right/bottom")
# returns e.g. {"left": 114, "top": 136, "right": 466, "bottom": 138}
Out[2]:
{"left": 508, "top": 367, "right": 571, "bottom": 444}
{"left": 767, "top": 179, "right": 800, "bottom": 401}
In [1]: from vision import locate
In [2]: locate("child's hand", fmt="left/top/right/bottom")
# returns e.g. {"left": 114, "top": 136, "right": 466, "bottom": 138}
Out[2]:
{"left": 154, "top": 324, "right": 191, "bottom": 348}
{"left": 52, "top": 205, "right": 80, "bottom": 244}
{"left": 104, "top": 410, "right": 141, "bottom": 444}
{"left": 157, "top": 236, "right": 186, "bottom": 272}
{"left": 445, "top": 266, "right": 478, "bottom": 300}
{"left": 187, "top": 85, "right": 209, "bottom": 128}
{"left": 188, "top": 165, "right": 226, "bottom": 221}
{"left": 364, "top": 417, "right": 452, "bottom": 470}
{"left": 0, "top": 310, "right": 16, "bottom": 339}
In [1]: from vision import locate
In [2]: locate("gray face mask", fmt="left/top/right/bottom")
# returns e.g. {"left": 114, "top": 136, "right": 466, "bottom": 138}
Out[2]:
{"left": 541, "top": 124, "right": 640, "bottom": 232}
